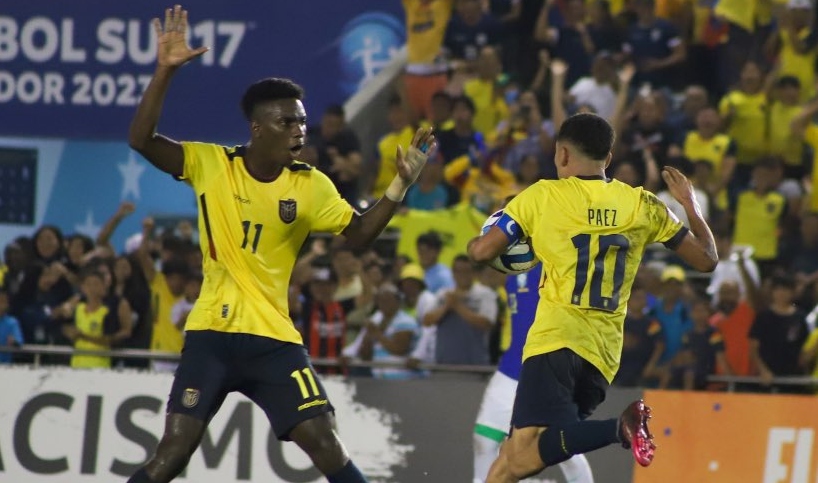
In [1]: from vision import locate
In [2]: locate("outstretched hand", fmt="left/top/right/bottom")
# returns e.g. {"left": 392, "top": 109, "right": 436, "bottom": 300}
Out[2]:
{"left": 661, "top": 166, "right": 696, "bottom": 206}
{"left": 153, "top": 5, "right": 209, "bottom": 69}
{"left": 395, "top": 127, "right": 436, "bottom": 185}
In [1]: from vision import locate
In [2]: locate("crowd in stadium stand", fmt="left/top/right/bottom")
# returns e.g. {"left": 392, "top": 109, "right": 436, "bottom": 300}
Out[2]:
{"left": 2, "top": 0, "right": 818, "bottom": 395}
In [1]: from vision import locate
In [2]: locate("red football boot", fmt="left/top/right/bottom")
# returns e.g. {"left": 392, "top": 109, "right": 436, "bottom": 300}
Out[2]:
{"left": 619, "top": 399, "right": 656, "bottom": 467}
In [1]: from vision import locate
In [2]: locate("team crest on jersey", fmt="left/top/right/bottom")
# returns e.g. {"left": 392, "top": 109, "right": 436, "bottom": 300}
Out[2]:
{"left": 279, "top": 199, "right": 297, "bottom": 224}
{"left": 182, "top": 388, "right": 200, "bottom": 408}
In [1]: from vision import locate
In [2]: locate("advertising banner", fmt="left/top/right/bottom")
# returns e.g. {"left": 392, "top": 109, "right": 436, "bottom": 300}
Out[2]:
{"left": 0, "top": 366, "right": 639, "bottom": 483}
{"left": 634, "top": 390, "right": 818, "bottom": 483}
{"left": 0, "top": 1, "right": 404, "bottom": 141}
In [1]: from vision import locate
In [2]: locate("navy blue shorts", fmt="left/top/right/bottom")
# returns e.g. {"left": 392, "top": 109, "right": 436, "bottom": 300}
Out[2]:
{"left": 168, "top": 330, "right": 333, "bottom": 440}
{"left": 511, "top": 349, "right": 609, "bottom": 429}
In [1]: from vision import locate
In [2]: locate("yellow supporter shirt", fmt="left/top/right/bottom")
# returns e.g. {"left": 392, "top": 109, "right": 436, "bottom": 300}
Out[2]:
{"left": 803, "top": 124, "right": 818, "bottom": 211}
{"left": 178, "top": 143, "right": 355, "bottom": 344}
{"left": 71, "top": 303, "right": 111, "bottom": 369}
{"left": 779, "top": 28, "right": 818, "bottom": 102}
{"left": 504, "top": 177, "right": 686, "bottom": 382}
{"left": 768, "top": 102, "right": 805, "bottom": 166}
{"left": 149, "top": 273, "right": 183, "bottom": 353}
{"left": 464, "top": 78, "right": 510, "bottom": 139}
{"left": 732, "top": 190, "right": 785, "bottom": 261}
{"left": 403, "top": 0, "right": 454, "bottom": 66}
{"left": 374, "top": 125, "right": 416, "bottom": 198}
{"left": 683, "top": 131, "right": 735, "bottom": 209}
{"left": 715, "top": 0, "right": 772, "bottom": 32}
{"left": 719, "top": 91, "right": 767, "bottom": 164}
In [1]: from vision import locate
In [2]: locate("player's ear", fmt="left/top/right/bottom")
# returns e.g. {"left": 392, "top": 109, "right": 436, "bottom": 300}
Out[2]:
{"left": 558, "top": 145, "right": 571, "bottom": 168}
{"left": 250, "top": 120, "right": 261, "bottom": 138}
{"left": 604, "top": 151, "right": 613, "bottom": 170}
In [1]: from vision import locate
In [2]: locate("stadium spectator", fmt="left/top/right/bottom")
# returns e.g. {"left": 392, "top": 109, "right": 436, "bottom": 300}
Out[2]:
{"left": 718, "top": 61, "right": 767, "bottom": 186}
{"left": 767, "top": 77, "right": 807, "bottom": 176}
{"left": 423, "top": 255, "right": 497, "bottom": 366}
{"left": 666, "top": 85, "right": 709, "bottom": 140}
{"left": 749, "top": 274, "right": 810, "bottom": 393}
{"left": 301, "top": 265, "right": 348, "bottom": 375}
{"left": 732, "top": 158, "right": 787, "bottom": 277}
{"left": 135, "top": 218, "right": 187, "bottom": 371}
{"left": 623, "top": 0, "right": 686, "bottom": 90}
{"left": 416, "top": 231, "right": 455, "bottom": 293}
{"left": 463, "top": 46, "right": 510, "bottom": 138}
{"left": 370, "top": 95, "right": 415, "bottom": 199}
{"left": 615, "top": 285, "right": 665, "bottom": 387}
{"left": 567, "top": 53, "right": 619, "bottom": 120}
{"left": 344, "top": 283, "right": 420, "bottom": 379}
{"left": 671, "top": 298, "right": 731, "bottom": 390}
{"left": 347, "top": 258, "right": 386, "bottom": 328}
{"left": 63, "top": 269, "right": 129, "bottom": 369}
{"left": 534, "top": 0, "right": 595, "bottom": 88}
{"left": 767, "top": 0, "right": 818, "bottom": 102}
{"left": 707, "top": 229, "right": 761, "bottom": 306}
{"left": 444, "top": 0, "right": 503, "bottom": 66}
{"left": 331, "top": 245, "right": 363, "bottom": 314}
{"left": 303, "top": 104, "right": 363, "bottom": 205}
{"left": 435, "top": 95, "right": 487, "bottom": 164}
{"left": 0, "top": 289, "right": 23, "bottom": 364}
{"left": 405, "top": 156, "right": 457, "bottom": 210}
{"left": 401, "top": 0, "right": 454, "bottom": 120}
{"left": 170, "top": 271, "right": 202, "bottom": 333}
{"left": 421, "top": 90, "right": 455, "bottom": 132}
{"left": 651, "top": 265, "right": 692, "bottom": 366}
{"left": 678, "top": 106, "right": 735, "bottom": 213}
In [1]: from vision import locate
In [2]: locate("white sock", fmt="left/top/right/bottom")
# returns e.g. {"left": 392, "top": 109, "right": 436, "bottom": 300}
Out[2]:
{"left": 558, "top": 454, "right": 594, "bottom": 483}
{"left": 473, "top": 432, "right": 502, "bottom": 483}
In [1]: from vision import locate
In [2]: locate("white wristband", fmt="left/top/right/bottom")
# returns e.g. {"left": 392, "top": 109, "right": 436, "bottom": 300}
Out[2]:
{"left": 385, "top": 176, "right": 409, "bottom": 202}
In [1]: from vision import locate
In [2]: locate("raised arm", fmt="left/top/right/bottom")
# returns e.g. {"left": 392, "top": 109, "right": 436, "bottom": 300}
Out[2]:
{"left": 341, "top": 128, "right": 435, "bottom": 249}
{"left": 128, "top": 5, "right": 208, "bottom": 176}
{"left": 611, "top": 64, "right": 636, "bottom": 134}
{"left": 136, "top": 217, "right": 158, "bottom": 283}
{"left": 790, "top": 97, "right": 818, "bottom": 137}
{"left": 549, "top": 59, "right": 569, "bottom": 132}
{"left": 97, "top": 201, "right": 136, "bottom": 248}
{"left": 662, "top": 167, "right": 718, "bottom": 272}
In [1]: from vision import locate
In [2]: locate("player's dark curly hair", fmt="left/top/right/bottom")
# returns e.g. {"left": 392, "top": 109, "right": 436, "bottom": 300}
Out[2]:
{"left": 556, "top": 113, "right": 615, "bottom": 161}
{"left": 240, "top": 78, "right": 305, "bottom": 121}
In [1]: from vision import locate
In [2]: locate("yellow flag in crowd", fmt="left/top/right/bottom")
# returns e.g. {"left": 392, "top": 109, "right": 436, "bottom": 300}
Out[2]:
{"left": 387, "top": 204, "right": 487, "bottom": 267}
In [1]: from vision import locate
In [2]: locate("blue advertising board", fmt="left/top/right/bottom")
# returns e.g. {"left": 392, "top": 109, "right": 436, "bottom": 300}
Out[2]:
{"left": 0, "top": 1, "right": 405, "bottom": 142}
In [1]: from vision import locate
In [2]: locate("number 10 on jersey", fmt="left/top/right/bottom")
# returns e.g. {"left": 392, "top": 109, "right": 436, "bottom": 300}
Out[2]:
{"left": 571, "top": 234, "right": 630, "bottom": 311}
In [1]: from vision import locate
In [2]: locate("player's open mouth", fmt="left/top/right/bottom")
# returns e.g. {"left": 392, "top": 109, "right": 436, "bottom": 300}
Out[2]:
{"left": 289, "top": 144, "right": 303, "bottom": 154}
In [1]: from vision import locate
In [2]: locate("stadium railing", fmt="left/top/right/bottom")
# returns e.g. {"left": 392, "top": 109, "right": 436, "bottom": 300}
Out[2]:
{"left": 2, "top": 345, "right": 814, "bottom": 392}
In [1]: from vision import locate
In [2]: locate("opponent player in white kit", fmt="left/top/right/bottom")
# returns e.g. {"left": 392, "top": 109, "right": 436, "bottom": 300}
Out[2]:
{"left": 474, "top": 263, "right": 593, "bottom": 483}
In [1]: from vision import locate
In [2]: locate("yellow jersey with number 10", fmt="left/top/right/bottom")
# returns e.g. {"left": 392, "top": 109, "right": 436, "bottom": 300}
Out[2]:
{"left": 504, "top": 176, "right": 686, "bottom": 382}
{"left": 178, "top": 143, "right": 354, "bottom": 344}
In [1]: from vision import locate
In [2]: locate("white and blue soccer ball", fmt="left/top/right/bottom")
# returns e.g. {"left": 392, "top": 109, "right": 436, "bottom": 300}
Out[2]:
{"left": 481, "top": 210, "right": 538, "bottom": 275}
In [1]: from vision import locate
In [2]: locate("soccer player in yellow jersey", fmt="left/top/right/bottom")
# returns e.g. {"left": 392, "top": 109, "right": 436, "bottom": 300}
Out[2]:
{"left": 467, "top": 113, "right": 718, "bottom": 482}
{"left": 125, "top": 6, "right": 435, "bottom": 483}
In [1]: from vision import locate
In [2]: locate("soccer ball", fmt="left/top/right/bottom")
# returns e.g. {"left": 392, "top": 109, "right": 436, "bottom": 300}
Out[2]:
{"left": 480, "top": 210, "right": 538, "bottom": 275}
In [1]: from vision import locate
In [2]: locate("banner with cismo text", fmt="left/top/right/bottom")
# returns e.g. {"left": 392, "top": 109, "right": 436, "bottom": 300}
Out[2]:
{"left": 0, "top": 366, "right": 639, "bottom": 483}
{"left": 0, "top": 1, "right": 404, "bottom": 141}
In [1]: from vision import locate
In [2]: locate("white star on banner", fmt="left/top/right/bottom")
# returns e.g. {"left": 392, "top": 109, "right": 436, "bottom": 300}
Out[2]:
{"left": 119, "top": 153, "right": 146, "bottom": 200}
{"left": 74, "top": 210, "right": 101, "bottom": 239}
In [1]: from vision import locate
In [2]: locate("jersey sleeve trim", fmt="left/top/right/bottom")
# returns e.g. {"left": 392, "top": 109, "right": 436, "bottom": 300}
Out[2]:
{"left": 663, "top": 226, "right": 689, "bottom": 250}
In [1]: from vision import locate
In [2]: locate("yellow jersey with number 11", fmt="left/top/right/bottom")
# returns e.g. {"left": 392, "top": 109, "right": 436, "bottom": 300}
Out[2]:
{"left": 178, "top": 143, "right": 354, "bottom": 344}
{"left": 504, "top": 176, "right": 686, "bottom": 382}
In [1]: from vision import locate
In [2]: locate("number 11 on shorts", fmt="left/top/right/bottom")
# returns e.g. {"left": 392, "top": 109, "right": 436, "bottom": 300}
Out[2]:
{"left": 290, "top": 367, "right": 320, "bottom": 399}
